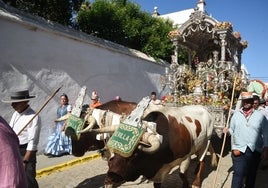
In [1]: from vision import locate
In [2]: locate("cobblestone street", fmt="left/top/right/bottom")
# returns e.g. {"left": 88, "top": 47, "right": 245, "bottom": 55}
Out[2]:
{"left": 36, "top": 135, "right": 233, "bottom": 187}
{"left": 37, "top": 153, "right": 233, "bottom": 188}
{"left": 36, "top": 135, "right": 268, "bottom": 188}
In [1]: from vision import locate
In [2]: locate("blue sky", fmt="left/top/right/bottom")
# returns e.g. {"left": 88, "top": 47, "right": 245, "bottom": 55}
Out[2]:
{"left": 132, "top": 0, "right": 268, "bottom": 82}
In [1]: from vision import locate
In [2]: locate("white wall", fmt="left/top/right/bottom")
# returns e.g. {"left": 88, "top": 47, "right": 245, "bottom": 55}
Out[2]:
{"left": 0, "top": 5, "right": 167, "bottom": 152}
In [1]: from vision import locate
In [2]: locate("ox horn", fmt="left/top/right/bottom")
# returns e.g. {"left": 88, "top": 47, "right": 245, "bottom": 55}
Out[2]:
{"left": 90, "top": 126, "right": 117, "bottom": 133}
{"left": 55, "top": 113, "right": 70, "bottom": 122}
{"left": 138, "top": 132, "right": 160, "bottom": 153}
{"left": 77, "top": 116, "right": 97, "bottom": 133}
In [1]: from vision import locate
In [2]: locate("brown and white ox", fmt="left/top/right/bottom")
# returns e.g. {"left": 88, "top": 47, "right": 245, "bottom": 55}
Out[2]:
{"left": 70, "top": 100, "right": 137, "bottom": 157}
{"left": 102, "top": 105, "right": 217, "bottom": 188}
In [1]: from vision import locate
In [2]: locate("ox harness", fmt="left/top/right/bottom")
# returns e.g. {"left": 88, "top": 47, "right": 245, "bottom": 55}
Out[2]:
{"left": 123, "top": 96, "right": 151, "bottom": 128}
{"left": 65, "top": 86, "right": 87, "bottom": 139}
{"left": 107, "top": 96, "right": 157, "bottom": 157}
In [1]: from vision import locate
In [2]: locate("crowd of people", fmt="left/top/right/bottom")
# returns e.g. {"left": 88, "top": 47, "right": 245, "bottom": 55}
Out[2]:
{"left": 1, "top": 87, "right": 268, "bottom": 187}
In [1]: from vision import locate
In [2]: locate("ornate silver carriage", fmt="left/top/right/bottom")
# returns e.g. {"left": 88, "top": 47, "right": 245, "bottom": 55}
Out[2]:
{"left": 160, "top": 5, "right": 250, "bottom": 137}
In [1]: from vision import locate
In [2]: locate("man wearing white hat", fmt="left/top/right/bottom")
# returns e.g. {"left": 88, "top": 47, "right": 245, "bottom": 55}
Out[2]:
{"left": 223, "top": 92, "right": 268, "bottom": 188}
{"left": 2, "top": 90, "right": 41, "bottom": 188}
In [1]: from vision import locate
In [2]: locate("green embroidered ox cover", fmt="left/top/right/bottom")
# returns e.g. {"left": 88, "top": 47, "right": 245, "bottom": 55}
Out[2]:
{"left": 65, "top": 114, "right": 85, "bottom": 140}
{"left": 107, "top": 123, "right": 144, "bottom": 157}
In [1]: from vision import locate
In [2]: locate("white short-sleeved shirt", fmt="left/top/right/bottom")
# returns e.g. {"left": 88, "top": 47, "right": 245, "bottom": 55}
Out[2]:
{"left": 9, "top": 106, "right": 41, "bottom": 151}
{"left": 150, "top": 99, "right": 162, "bottom": 105}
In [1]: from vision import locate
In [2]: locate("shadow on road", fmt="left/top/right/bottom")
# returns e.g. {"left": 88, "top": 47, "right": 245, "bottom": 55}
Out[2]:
{"left": 75, "top": 173, "right": 106, "bottom": 188}
{"left": 219, "top": 166, "right": 233, "bottom": 188}
{"left": 161, "top": 134, "right": 232, "bottom": 188}
{"left": 74, "top": 134, "right": 233, "bottom": 188}
{"left": 161, "top": 155, "right": 217, "bottom": 188}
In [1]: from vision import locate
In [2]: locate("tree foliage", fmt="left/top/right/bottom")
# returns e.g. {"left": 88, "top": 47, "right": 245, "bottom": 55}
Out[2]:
{"left": 3, "top": 0, "right": 84, "bottom": 26}
{"left": 3, "top": 0, "right": 175, "bottom": 62}
{"left": 77, "top": 0, "right": 174, "bottom": 62}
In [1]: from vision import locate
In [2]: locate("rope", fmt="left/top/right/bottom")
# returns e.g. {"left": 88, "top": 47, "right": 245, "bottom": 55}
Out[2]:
{"left": 212, "top": 76, "right": 237, "bottom": 188}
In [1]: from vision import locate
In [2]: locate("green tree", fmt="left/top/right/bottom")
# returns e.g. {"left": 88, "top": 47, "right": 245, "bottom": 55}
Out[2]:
{"left": 77, "top": 0, "right": 174, "bottom": 62}
{"left": 3, "top": 0, "right": 84, "bottom": 26}
{"left": 3, "top": 0, "right": 175, "bottom": 62}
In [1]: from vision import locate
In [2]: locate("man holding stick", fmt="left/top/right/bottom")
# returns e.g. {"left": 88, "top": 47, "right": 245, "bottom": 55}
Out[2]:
{"left": 223, "top": 92, "right": 268, "bottom": 188}
{"left": 2, "top": 90, "right": 41, "bottom": 188}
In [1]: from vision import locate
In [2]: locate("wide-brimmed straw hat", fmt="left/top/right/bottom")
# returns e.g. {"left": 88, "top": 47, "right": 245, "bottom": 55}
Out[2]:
{"left": 2, "top": 90, "right": 35, "bottom": 103}
{"left": 241, "top": 92, "right": 253, "bottom": 100}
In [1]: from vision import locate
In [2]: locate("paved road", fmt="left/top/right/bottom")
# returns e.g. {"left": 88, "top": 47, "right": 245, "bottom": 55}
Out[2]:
{"left": 37, "top": 153, "right": 232, "bottom": 188}
{"left": 36, "top": 135, "right": 268, "bottom": 188}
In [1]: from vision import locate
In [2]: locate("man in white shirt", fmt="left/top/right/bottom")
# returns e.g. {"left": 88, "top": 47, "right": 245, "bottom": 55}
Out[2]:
{"left": 2, "top": 90, "right": 41, "bottom": 188}
{"left": 150, "top": 91, "right": 162, "bottom": 105}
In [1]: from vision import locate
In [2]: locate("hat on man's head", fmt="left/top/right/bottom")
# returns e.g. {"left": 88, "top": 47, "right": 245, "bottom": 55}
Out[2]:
{"left": 241, "top": 92, "right": 253, "bottom": 100}
{"left": 91, "top": 91, "right": 99, "bottom": 100}
{"left": 260, "top": 98, "right": 266, "bottom": 105}
{"left": 253, "top": 94, "right": 260, "bottom": 101}
{"left": 1, "top": 90, "right": 35, "bottom": 103}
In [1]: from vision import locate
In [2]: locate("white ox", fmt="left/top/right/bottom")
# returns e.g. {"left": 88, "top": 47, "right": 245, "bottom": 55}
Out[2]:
{"left": 103, "top": 104, "right": 217, "bottom": 188}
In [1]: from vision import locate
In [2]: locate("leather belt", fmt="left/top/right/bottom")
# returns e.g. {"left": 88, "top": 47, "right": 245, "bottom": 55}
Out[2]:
{"left": 19, "top": 143, "right": 28, "bottom": 149}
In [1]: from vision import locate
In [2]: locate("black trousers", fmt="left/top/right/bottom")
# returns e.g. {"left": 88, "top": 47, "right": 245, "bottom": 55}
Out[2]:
{"left": 231, "top": 147, "right": 261, "bottom": 188}
{"left": 19, "top": 145, "right": 39, "bottom": 188}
